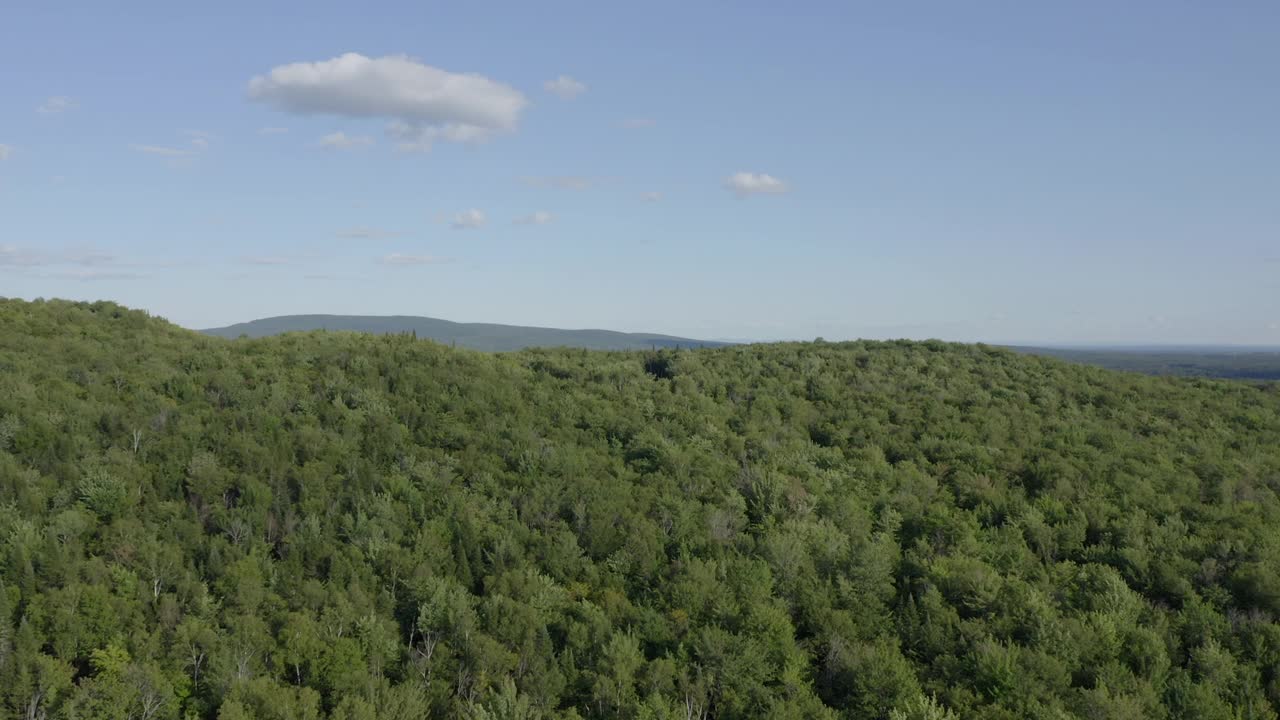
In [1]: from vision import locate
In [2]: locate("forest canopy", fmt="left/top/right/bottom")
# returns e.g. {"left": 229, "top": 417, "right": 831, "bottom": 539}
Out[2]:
{"left": 1, "top": 298, "right": 1278, "bottom": 719}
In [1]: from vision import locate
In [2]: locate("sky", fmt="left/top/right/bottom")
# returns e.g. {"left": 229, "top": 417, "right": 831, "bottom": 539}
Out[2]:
{"left": 1, "top": 1, "right": 1278, "bottom": 344}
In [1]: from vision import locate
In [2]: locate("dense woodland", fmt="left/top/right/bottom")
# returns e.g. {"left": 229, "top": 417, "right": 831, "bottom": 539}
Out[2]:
{"left": 2, "top": 298, "right": 1279, "bottom": 720}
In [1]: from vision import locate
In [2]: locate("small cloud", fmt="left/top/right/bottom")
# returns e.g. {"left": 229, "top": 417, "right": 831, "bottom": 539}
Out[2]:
{"left": 2, "top": 245, "right": 116, "bottom": 267}
{"left": 514, "top": 211, "right": 554, "bottom": 225}
{"left": 131, "top": 144, "right": 196, "bottom": 157}
{"left": 451, "top": 209, "right": 486, "bottom": 230}
{"left": 132, "top": 131, "right": 210, "bottom": 158}
{"left": 37, "top": 96, "right": 78, "bottom": 114}
{"left": 239, "top": 256, "right": 294, "bottom": 266}
{"left": 620, "top": 117, "right": 656, "bottom": 129}
{"left": 0, "top": 245, "right": 47, "bottom": 266}
{"left": 0, "top": 144, "right": 11, "bottom": 161}
{"left": 520, "top": 175, "right": 598, "bottom": 190}
{"left": 379, "top": 253, "right": 449, "bottom": 265}
{"left": 249, "top": 53, "right": 527, "bottom": 151}
{"left": 185, "top": 130, "right": 213, "bottom": 150}
{"left": 318, "top": 131, "right": 374, "bottom": 149}
{"left": 544, "top": 75, "right": 587, "bottom": 99}
{"left": 641, "top": 191, "right": 662, "bottom": 202}
{"left": 724, "top": 171, "right": 788, "bottom": 197}
{"left": 258, "top": 127, "right": 289, "bottom": 135}
{"left": 336, "top": 227, "right": 402, "bottom": 240}
{"left": 64, "top": 249, "right": 115, "bottom": 266}
{"left": 51, "top": 269, "right": 145, "bottom": 281}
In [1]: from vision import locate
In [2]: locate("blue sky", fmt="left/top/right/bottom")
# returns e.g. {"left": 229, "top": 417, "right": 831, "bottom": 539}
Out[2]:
{"left": 2, "top": 1, "right": 1277, "bottom": 344}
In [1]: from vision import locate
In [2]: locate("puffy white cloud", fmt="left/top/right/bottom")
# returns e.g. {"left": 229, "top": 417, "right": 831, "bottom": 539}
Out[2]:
{"left": 641, "top": 191, "right": 662, "bottom": 202}
{"left": 37, "top": 96, "right": 77, "bottom": 114}
{"left": 249, "top": 53, "right": 527, "bottom": 151}
{"left": 0, "top": 144, "right": 10, "bottom": 160}
{"left": 451, "top": 209, "right": 486, "bottom": 229}
{"left": 380, "top": 253, "right": 449, "bottom": 265}
{"left": 388, "top": 119, "right": 495, "bottom": 152}
{"left": 724, "top": 172, "right": 788, "bottom": 197}
{"left": 544, "top": 75, "right": 586, "bottom": 99}
{"left": 514, "top": 211, "right": 554, "bottom": 225}
{"left": 318, "top": 132, "right": 373, "bottom": 149}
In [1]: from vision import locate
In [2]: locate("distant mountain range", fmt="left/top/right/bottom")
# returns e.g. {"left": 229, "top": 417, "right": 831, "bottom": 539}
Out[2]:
{"left": 200, "top": 314, "right": 730, "bottom": 352}
{"left": 200, "top": 314, "right": 1280, "bottom": 379}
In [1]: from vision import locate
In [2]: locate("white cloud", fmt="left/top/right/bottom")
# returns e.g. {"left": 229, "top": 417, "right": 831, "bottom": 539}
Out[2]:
{"left": 388, "top": 120, "right": 494, "bottom": 152}
{"left": 641, "top": 191, "right": 662, "bottom": 202}
{"left": 380, "top": 253, "right": 449, "bottom": 265}
{"left": 318, "top": 131, "right": 374, "bottom": 149}
{"left": 64, "top": 249, "right": 115, "bottom": 265}
{"left": 514, "top": 211, "right": 554, "bottom": 225}
{"left": 724, "top": 172, "right": 789, "bottom": 197}
{"left": 544, "top": 75, "right": 587, "bottom": 99}
{"left": 451, "top": 209, "right": 486, "bottom": 229}
{"left": 258, "top": 127, "right": 289, "bottom": 135}
{"left": 0, "top": 245, "right": 46, "bottom": 266}
{"left": 1, "top": 246, "right": 130, "bottom": 276}
{"left": 131, "top": 145, "right": 196, "bottom": 157}
{"left": 520, "top": 175, "right": 598, "bottom": 190}
{"left": 0, "top": 144, "right": 10, "bottom": 161}
{"left": 51, "top": 269, "right": 145, "bottom": 281}
{"left": 185, "top": 130, "right": 213, "bottom": 150}
{"left": 336, "top": 227, "right": 401, "bottom": 240}
{"left": 249, "top": 53, "right": 527, "bottom": 151}
{"left": 239, "top": 256, "right": 294, "bottom": 266}
{"left": 620, "top": 117, "right": 656, "bottom": 129}
{"left": 132, "top": 131, "right": 210, "bottom": 158}
{"left": 37, "top": 96, "right": 78, "bottom": 114}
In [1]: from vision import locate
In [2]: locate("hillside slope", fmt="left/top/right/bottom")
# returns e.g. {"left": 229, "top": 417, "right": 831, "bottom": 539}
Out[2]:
{"left": 2, "top": 299, "right": 1279, "bottom": 719}
{"left": 200, "top": 314, "right": 728, "bottom": 351}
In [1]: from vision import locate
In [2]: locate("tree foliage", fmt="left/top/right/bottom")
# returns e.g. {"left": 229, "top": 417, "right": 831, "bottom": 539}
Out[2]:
{"left": 1, "top": 298, "right": 1279, "bottom": 718}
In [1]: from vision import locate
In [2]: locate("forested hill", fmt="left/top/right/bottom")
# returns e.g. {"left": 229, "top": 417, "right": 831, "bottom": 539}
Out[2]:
{"left": 3, "top": 298, "right": 1280, "bottom": 720}
{"left": 200, "top": 314, "right": 728, "bottom": 351}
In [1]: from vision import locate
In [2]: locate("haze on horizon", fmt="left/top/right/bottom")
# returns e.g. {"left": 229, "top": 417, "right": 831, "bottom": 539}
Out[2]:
{"left": 1, "top": 2, "right": 1277, "bottom": 345}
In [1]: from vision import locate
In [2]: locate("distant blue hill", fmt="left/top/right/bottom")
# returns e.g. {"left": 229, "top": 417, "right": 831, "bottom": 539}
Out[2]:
{"left": 200, "top": 314, "right": 730, "bottom": 352}
{"left": 1007, "top": 345, "right": 1280, "bottom": 381}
